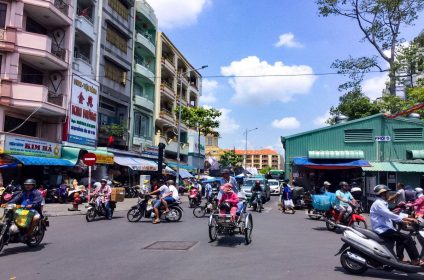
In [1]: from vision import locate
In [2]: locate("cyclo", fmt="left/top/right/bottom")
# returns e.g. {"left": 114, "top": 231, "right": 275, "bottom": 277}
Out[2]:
{"left": 208, "top": 184, "right": 253, "bottom": 245}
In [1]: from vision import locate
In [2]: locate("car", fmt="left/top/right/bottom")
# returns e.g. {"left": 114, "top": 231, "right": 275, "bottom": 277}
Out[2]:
{"left": 242, "top": 178, "right": 271, "bottom": 202}
{"left": 268, "top": 179, "right": 280, "bottom": 195}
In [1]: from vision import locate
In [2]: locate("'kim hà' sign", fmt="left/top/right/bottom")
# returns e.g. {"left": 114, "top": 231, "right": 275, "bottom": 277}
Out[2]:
{"left": 68, "top": 74, "right": 99, "bottom": 147}
{"left": 0, "top": 134, "right": 61, "bottom": 158}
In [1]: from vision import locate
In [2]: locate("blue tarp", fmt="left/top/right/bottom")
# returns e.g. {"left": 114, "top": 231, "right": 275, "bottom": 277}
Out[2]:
{"left": 293, "top": 157, "right": 370, "bottom": 169}
{"left": 202, "top": 177, "right": 222, "bottom": 183}
{"left": 11, "top": 155, "right": 75, "bottom": 166}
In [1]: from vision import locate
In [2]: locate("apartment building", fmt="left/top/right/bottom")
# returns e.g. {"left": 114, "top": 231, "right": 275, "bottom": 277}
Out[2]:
{"left": 97, "top": 0, "right": 134, "bottom": 149}
{"left": 154, "top": 32, "right": 202, "bottom": 164}
{"left": 233, "top": 149, "right": 282, "bottom": 170}
{"left": 128, "top": 0, "right": 157, "bottom": 152}
{"left": 0, "top": 0, "right": 74, "bottom": 144}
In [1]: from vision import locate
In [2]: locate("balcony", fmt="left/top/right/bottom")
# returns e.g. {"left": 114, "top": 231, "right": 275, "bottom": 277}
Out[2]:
{"left": 72, "top": 53, "right": 92, "bottom": 76}
{"left": 23, "top": 0, "right": 72, "bottom": 26}
{"left": 0, "top": 28, "right": 17, "bottom": 52}
{"left": 136, "top": 0, "right": 158, "bottom": 27}
{"left": 75, "top": 15, "right": 95, "bottom": 41}
{"left": 17, "top": 31, "right": 69, "bottom": 70}
{"left": 159, "top": 109, "right": 175, "bottom": 123}
{"left": 0, "top": 81, "right": 66, "bottom": 116}
{"left": 160, "top": 136, "right": 188, "bottom": 155}
{"left": 136, "top": 32, "right": 155, "bottom": 55}
{"left": 160, "top": 82, "right": 175, "bottom": 100}
{"left": 161, "top": 57, "right": 175, "bottom": 73}
{"left": 134, "top": 95, "right": 154, "bottom": 112}
{"left": 134, "top": 62, "right": 154, "bottom": 84}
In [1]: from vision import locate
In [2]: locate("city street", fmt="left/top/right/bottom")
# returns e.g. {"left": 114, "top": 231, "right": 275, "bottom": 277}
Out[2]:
{"left": 1, "top": 197, "right": 422, "bottom": 280}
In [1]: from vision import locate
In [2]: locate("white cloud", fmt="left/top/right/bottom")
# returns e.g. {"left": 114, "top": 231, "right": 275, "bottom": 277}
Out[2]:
{"left": 200, "top": 79, "right": 218, "bottom": 104}
{"left": 271, "top": 117, "right": 300, "bottom": 130}
{"left": 203, "top": 105, "right": 239, "bottom": 135}
{"left": 147, "top": 0, "right": 211, "bottom": 29}
{"left": 362, "top": 74, "right": 388, "bottom": 100}
{"left": 313, "top": 111, "right": 331, "bottom": 127}
{"left": 274, "top": 33, "right": 303, "bottom": 48}
{"left": 221, "top": 56, "right": 316, "bottom": 105}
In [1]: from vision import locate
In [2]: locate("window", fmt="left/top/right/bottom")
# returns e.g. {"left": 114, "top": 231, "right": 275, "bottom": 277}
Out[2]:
{"left": 104, "top": 60, "right": 127, "bottom": 85}
{"left": 134, "top": 112, "right": 150, "bottom": 139}
{"left": 25, "top": 17, "right": 47, "bottom": 35}
{"left": 108, "top": 0, "right": 129, "bottom": 20}
{"left": 134, "top": 84, "right": 144, "bottom": 97}
{"left": 0, "top": 3, "right": 6, "bottom": 28}
{"left": 344, "top": 129, "right": 373, "bottom": 142}
{"left": 21, "top": 63, "right": 43, "bottom": 85}
{"left": 207, "top": 137, "right": 213, "bottom": 146}
{"left": 106, "top": 25, "right": 127, "bottom": 53}
{"left": 393, "top": 128, "right": 423, "bottom": 142}
{"left": 4, "top": 115, "right": 37, "bottom": 137}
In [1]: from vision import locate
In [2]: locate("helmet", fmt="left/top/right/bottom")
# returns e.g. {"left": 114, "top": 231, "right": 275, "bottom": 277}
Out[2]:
{"left": 415, "top": 187, "right": 423, "bottom": 194}
{"left": 23, "top": 179, "right": 36, "bottom": 185}
{"left": 219, "top": 201, "right": 231, "bottom": 212}
{"left": 255, "top": 180, "right": 260, "bottom": 185}
{"left": 339, "top": 181, "right": 348, "bottom": 187}
{"left": 374, "top": 184, "right": 390, "bottom": 195}
{"left": 93, "top": 182, "right": 101, "bottom": 188}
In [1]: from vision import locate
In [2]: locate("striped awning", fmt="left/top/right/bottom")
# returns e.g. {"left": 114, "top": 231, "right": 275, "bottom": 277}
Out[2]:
{"left": 114, "top": 156, "right": 157, "bottom": 171}
{"left": 409, "top": 150, "right": 424, "bottom": 159}
{"left": 308, "top": 150, "right": 365, "bottom": 159}
{"left": 363, "top": 162, "right": 424, "bottom": 173}
{"left": 11, "top": 155, "right": 74, "bottom": 166}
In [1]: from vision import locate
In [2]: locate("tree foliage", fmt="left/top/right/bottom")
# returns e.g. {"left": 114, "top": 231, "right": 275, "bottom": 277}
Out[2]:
{"left": 178, "top": 106, "right": 221, "bottom": 137}
{"left": 317, "top": 0, "right": 424, "bottom": 95}
{"left": 260, "top": 166, "right": 273, "bottom": 175}
{"left": 219, "top": 151, "right": 243, "bottom": 169}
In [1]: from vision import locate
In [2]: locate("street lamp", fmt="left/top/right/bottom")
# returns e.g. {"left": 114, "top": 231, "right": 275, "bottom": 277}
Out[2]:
{"left": 244, "top": 128, "right": 258, "bottom": 169}
{"left": 176, "top": 65, "right": 208, "bottom": 186}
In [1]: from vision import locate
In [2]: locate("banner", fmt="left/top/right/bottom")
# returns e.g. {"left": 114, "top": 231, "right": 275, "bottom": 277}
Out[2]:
{"left": 68, "top": 74, "right": 99, "bottom": 147}
{"left": 188, "top": 129, "right": 205, "bottom": 156}
{"left": 0, "top": 134, "right": 61, "bottom": 158}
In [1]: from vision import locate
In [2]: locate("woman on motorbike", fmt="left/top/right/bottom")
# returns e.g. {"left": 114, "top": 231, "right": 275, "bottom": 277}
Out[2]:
{"left": 413, "top": 188, "right": 424, "bottom": 218}
{"left": 218, "top": 183, "right": 239, "bottom": 221}
{"left": 92, "top": 179, "right": 112, "bottom": 220}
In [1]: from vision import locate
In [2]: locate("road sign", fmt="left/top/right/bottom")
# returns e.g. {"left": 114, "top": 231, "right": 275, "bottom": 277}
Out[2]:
{"left": 82, "top": 152, "right": 97, "bottom": 166}
{"left": 375, "top": 136, "right": 391, "bottom": 142}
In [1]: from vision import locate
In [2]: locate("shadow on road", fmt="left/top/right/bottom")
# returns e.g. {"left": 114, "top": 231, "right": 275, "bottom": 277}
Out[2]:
{"left": 333, "top": 267, "right": 422, "bottom": 279}
{"left": 210, "top": 236, "right": 246, "bottom": 247}
{"left": 1, "top": 243, "right": 50, "bottom": 256}
{"left": 312, "top": 226, "right": 329, "bottom": 231}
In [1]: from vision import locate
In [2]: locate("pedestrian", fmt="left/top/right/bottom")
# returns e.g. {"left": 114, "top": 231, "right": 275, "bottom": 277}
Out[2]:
{"left": 282, "top": 182, "right": 295, "bottom": 213}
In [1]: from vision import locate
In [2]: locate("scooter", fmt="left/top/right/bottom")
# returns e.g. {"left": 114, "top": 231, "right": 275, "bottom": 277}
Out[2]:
{"left": 0, "top": 181, "right": 22, "bottom": 204}
{"left": 188, "top": 188, "right": 201, "bottom": 208}
{"left": 252, "top": 191, "right": 263, "bottom": 213}
{"left": 336, "top": 223, "right": 424, "bottom": 275}
{"left": 85, "top": 195, "right": 116, "bottom": 222}
{"left": 324, "top": 204, "right": 367, "bottom": 231}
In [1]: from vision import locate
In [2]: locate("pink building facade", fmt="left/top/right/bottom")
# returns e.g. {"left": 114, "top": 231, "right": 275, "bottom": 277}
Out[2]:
{"left": 0, "top": 0, "right": 73, "bottom": 143}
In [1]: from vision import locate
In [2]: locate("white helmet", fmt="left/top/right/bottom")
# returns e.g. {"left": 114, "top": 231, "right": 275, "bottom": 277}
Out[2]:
{"left": 415, "top": 187, "right": 423, "bottom": 194}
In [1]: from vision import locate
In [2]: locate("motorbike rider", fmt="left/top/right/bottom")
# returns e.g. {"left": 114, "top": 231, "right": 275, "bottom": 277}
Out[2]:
{"left": 218, "top": 183, "right": 239, "bottom": 221}
{"left": 8, "top": 179, "right": 43, "bottom": 239}
{"left": 335, "top": 182, "right": 357, "bottom": 224}
{"left": 251, "top": 180, "right": 264, "bottom": 208}
{"left": 388, "top": 182, "right": 406, "bottom": 205}
{"left": 160, "top": 180, "right": 179, "bottom": 214}
{"left": 236, "top": 187, "right": 247, "bottom": 216}
{"left": 370, "top": 184, "right": 424, "bottom": 266}
{"left": 320, "top": 181, "right": 331, "bottom": 194}
{"left": 220, "top": 169, "right": 238, "bottom": 193}
{"left": 92, "top": 179, "right": 112, "bottom": 220}
{"left": 148, "top": 179, "right": 170, "bottom": 224}
{"left": 412, "top": 187, "right": 424, "bottom": 219}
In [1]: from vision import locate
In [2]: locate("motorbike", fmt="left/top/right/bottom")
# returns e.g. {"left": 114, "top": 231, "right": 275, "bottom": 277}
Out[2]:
{"left": 0, "top": 204, "right": 49, "bottom": 253}
{"left": 324, "top": 204, "right": 367, "bottom": 231}
{"left": 127, "top": 193, "right": 183, "bottom": 223}
{"left": 336, "top": 222, "right": 424, "bottom": 275}
{"left": 188, "top": 188, "right": 201, "bottom": 208}
{"left": 392, "top": 202, "right": 416, "bottom": 231}
{"left": 252, "top": 191, "right": 263, "bottom": 212}
{"left": 86, "top": 195, "right": 116, "bottom": 222}
{"left": 193, "top": 194, "right": 218, "bottom": 218}
{"left": 0, "top": 181, "right": 22, "bottom": 204}
{"left": 57, "top": 184, "right": 69, "bottom": 203}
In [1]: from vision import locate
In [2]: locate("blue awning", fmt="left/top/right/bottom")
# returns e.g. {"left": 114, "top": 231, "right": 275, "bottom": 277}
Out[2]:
{"left": 179, "top": 169, "right": 194, "bottom": 179}
{"left": 11, "top": 155, "right": 75, "bottom": 166}
{"left": 293, "top": 157, "right": 370, "bottom": 170}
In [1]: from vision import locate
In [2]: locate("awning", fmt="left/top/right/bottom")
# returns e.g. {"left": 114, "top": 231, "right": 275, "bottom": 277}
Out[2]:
{"left": 408, "top": 150, "right": 424, "bottom": 159}
{"left": 363, "top": 162, "right": 424, "bottom": 173}
{"left": 166, "top": 162, "right": 196, "bottom": 172}
{"left": 308, "top": 150, "right": 365, "bottom": 159}
{"left": 114, "top": 156, "right": 158, "bottom": 171}
{"left": 61, "top": 147, "right": 114, "bottom": 165}
{"left": 11, "top": 155, "right": 74, "bottom": 166}
{"left": 293, "top": 157, "right": 370, "bottom": 170}
{"left": 163, "top": 166, "right": 177, "bottom": 176}
{"left": 179, "top": 169, "right": 194, "bottom": 178}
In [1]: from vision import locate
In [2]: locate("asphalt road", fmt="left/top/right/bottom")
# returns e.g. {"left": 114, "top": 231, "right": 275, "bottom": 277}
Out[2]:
{"left": 1, "top": 197, "right": 423, "bottom": 280}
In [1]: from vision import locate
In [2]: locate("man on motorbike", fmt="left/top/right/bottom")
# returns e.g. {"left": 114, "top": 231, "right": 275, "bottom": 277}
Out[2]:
{"left": 160, "top": 180, "right": 179, "bottom": 214}
{"left": 320, "top": 181, "right": 331, "bottom": 194}
{"left": 92, "top": 179, "right": 112, "bottom": 220}
{"left": 148, "top": 180, "right": 170, "bottom": 224}
{"left": 389, "top": 182, "right": 406, "bottom": 205}
{"left": 251, "top": 180, "right": 264, "bottom": 208}
{"left": 8, "top": 179, "right": 43, "bottom": 239}
{"left": 370, "top": 184, "right": 423, "bottom": 266}
{"left": 335, "top": 182, "right": 357, "bottom": 224}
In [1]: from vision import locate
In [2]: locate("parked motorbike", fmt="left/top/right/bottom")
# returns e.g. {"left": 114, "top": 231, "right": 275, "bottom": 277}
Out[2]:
{"left": 86, "top": 195, "right": 116, "bottom": 222}
{"left": 324, "top": 204, "right": 367, "bottom": 231}
{"left": 336, "top": 222, "right": 424, "bottom": 275}
{"left": 0, "top": 181, "right": 22, "bottom": 204}
{"left": 188, "top": 188, "right": 201, "bottom": 208}
{"left": 127, "top": 193, "right": 183, "bottom": 223}
{"left": 0, "top": 204, "right": 49, "bottom": 253}
{"left": 193, "top": 195, "right": 218, "bottom": 218}
{"left": 252, "top": 191, "right": 263, "bottom": 213}
{"left": 57, "top": 184, "right": 69, "bottom": 203}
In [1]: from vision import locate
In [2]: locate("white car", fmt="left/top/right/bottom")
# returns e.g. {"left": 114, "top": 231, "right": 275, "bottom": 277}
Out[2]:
{"left": 268, "top": 179, "right": 280, "bottom": 195}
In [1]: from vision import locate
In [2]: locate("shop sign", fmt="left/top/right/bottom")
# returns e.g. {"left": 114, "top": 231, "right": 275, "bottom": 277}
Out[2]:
{"left": 68, "top": 74, "right": 99, "bottom": 147}
{"left": 1, "top": 134, "right": 61, "bottom": 158}
{"left": 140, "top": 145, "right": 159, "bottom": 160}
{"left": 375, "top": 136, "right": 391, "bottom": 142}
{"left": 95, "top": 153, "right": 114, "bottom": 165}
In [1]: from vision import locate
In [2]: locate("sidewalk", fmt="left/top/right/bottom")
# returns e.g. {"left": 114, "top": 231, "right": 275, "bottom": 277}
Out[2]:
{"left": 43, "top": 196, "right": 189, "bottom": 217}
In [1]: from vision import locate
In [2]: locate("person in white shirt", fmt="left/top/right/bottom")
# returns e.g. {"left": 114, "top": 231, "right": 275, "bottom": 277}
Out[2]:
{"left": 388, "top": 182, "right": 406, "bottom": 205}
{"left": 160, "top": 180, "right": 179, "bottom": 214}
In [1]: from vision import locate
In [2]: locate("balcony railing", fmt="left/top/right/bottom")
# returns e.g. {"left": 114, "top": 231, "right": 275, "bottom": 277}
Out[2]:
{"left": 51, "top": 45, "right": 66, "bottom": 61}
{"left": 54, "top": 0, "right": 69, "bottom": 16}
{"left": 0, "top": 29, "right": 5, "bottom": 40}
{"left": 47, "top": 91, "right": 64, "bottom": 106}
{"left": 74, "top": 52, "right": 91, "bottom": 64}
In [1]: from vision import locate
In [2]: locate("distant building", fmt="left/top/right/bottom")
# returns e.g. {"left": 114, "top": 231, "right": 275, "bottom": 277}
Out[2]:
{"left": 231, "top": 149, "right": 282, "bottom": 170}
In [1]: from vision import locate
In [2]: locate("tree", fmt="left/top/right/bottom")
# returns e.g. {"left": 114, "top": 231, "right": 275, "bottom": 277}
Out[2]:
{"left": 317, "top": 0, "right": 424, "bottom": 95}
{"left": 260, "top": 166, "right": 273, "bottom": 175}
{"left": 179, "top": 106, "right": 221, "bottom": 169}
{"left": 395, "top": 33, "right": 424, "bottom": 88}
{"left": 219, "top": 150, "right": 243, "bottom": 169}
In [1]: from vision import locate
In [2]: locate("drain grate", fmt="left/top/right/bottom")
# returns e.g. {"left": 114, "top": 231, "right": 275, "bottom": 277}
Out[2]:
{"left": 144, "top": 241, "right": 198, "bottom": 251}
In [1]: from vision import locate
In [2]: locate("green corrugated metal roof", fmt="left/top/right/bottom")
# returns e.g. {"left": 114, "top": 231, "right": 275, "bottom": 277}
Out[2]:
{"left": 363, "top": 161, "right": 424, "bottom": 173}
{"left": 409, "top": 150, "right": 424, "bottom": 159}
{"left": 308, "top": 150, "right": 365, "bottom": 159}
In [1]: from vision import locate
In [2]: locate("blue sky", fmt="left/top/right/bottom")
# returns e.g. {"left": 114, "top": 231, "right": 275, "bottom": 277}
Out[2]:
{"left": 148, "top": 0, "right": 424, "bottom": 154}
